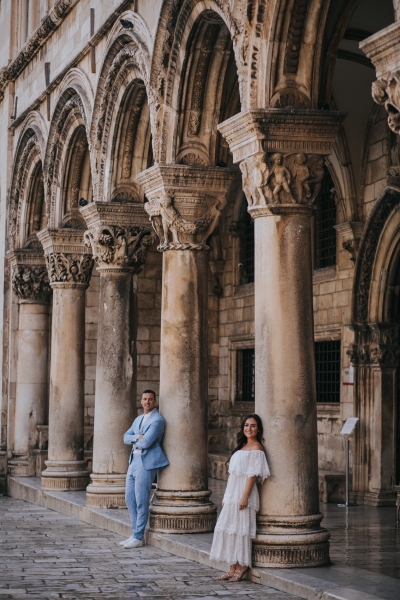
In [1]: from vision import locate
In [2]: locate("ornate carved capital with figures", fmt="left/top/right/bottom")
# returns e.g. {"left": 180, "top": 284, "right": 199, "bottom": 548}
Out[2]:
{"left": 136, "top": 165, "right": 235, "bottom": 251}
{"left": 218, "top": 109, "right": 345, "bottom": 212}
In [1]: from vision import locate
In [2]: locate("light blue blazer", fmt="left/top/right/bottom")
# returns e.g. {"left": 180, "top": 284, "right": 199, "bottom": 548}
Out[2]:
{"left": 123, "top": 409, "right": 169, "bottom": 471}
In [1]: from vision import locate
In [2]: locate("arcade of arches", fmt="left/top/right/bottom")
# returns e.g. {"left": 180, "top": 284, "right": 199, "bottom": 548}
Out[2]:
{"left": 1, "top": 0, "right": 400, "bottom": 569}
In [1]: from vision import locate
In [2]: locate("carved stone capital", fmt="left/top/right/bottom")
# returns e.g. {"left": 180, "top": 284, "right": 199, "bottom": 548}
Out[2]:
{"left": 80, "top": 202, "right": 155, "bottom": 272}
{"left": 37, "top": 228, "right": 94, "bottom": 288}
{"left": 136, "top": 165, "right": 234, "bottom": 251}
{"left": 7, "top": 250, "right": 51, "bottom": 303}
{"left": 218, "top": 109, "right": 345, "bottom": 211}
{"left": 361, "top": 23, "right": 400, "bottom": 134}
{"left": 347, "top": 323, "right": 400, "bottom": 368}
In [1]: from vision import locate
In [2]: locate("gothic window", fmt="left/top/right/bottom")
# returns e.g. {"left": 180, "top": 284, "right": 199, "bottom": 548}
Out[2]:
{"left": 315, "top": 340, "right": 341, "bottom": 403}
{"left": 236, "top": 348, "right": 255, "bottom": 402}
{"left": 315, "top": 168, "right": 337, "bottom": 269}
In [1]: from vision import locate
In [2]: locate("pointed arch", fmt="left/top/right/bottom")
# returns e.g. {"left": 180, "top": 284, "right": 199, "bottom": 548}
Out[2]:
{"left": 8, "top": 115, "right": 48, "bottom": 250}
{"left": 91, "top": 18, "right": 152, "bottom": 202}
{"left": 43, "top": 87, "right": 91, "bottom": 228}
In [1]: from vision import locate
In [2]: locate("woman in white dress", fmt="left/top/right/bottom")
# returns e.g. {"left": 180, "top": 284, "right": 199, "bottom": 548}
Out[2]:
{"left": 210, "top": 414, "right": 270, "bottom": 582}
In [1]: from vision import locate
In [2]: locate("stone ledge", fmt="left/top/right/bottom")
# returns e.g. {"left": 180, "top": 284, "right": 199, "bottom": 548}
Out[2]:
{"left": 7, "top": 475, "right": 398, "bottom": 600}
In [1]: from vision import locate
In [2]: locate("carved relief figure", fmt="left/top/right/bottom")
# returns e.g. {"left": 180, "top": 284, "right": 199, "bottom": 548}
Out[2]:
{"left": 266, "top": 153, "right": 294, "bottom": 203}
{"left": 291, "top": 153, "right": 311, "bottom": 202}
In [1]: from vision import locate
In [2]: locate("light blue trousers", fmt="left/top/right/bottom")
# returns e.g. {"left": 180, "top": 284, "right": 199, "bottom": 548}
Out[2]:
{"left": 125, "top": 454, "right": 157, "bottom": 540}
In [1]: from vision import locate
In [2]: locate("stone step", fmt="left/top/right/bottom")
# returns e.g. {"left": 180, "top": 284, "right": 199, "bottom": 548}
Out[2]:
{"left": 6, "top": 475, "right": 399, "bottom": 600}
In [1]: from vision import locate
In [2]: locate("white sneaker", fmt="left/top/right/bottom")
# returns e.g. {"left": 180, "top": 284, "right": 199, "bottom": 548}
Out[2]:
{"left": 124, "top": 537, "right": 145, "bottom": 549}
{"left": 119, "top": 536, "right": 134, "bottom": 546}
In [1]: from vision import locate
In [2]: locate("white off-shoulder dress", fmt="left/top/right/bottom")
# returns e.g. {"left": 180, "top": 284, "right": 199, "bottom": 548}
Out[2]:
{"left": 210, "top": 450, "right": 270, "bottom": 567}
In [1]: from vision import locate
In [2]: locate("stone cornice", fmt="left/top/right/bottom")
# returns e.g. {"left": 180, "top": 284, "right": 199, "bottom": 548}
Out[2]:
{"left": 360, "top": 21, "right": 400, "bottom": 78}
{"left": 37, "top": 228, "right": 92, "bottom": 256}
{"left": 80, "top": 201, "right": 150, "bottom": 229}
{"left": 0, "top": 0, "right": 80, "bottom": 103}
{"left": 249, "top": 205, "right": 315, "bottom": 219}
{"left": 334, "top": 221, "right": 364, "bottom": 238}
{"left": 6, "top": 249, "right": 45, "bottom": 268}
{"left": 1, "top": 0, "right": 133, "bottom": 110}
{"left": 217, "top": 109, "right": 346, "bottom": 163}
{"left": 136, "top": 165, "right": 236, "bottom": 196}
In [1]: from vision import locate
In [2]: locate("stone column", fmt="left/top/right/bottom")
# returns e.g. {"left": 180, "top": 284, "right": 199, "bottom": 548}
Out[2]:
{"left": 80, "top": 202, "right": 155, "bottom": 507}
{"left": 348, "top": 324, "right": 399, "bottom": 506}
{"left": 136, "top": 165, "right": 234, "bottom": 533}
{"left": 219, "top": 109, "right": 344, "bottom": 567}
{"left": 37, "top": 228, "right": 94, "bottom": 491}
{"left": 7, "top": 250, "right": 51, "bottom": 477}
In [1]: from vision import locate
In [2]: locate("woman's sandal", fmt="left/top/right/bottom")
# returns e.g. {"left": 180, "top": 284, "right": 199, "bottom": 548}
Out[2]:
{"left": 215, "top": 572, "right": 234, "bottom": 581}
{"left": 229, "top": 567, "right": 249, "bottom": 582}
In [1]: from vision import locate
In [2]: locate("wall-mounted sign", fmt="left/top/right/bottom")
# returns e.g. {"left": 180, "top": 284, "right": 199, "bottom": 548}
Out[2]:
{"left": 340, "top": 417, "right": 359, "bottom": 436}
{"left": 343, "top": 366, "right": 354, "bottom": 386}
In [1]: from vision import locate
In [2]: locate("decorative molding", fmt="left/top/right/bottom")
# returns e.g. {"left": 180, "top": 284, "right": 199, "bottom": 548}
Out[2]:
{"left": 252, "top": 542, "right": 330, "bottom": 568}
{"left": 284, "top": 0, "right": 310, "bottom": 74}
{"left": 137, "top": 165, "right": 234, "bottom": 251}
{"left": 149, "top": 515, "right": 216, "bottom": 533}
{"left": 188, "top": 24, "right": 220, "bottom": 136}
{"left": 335, "top": 221, "right": 364, "bottom": 263}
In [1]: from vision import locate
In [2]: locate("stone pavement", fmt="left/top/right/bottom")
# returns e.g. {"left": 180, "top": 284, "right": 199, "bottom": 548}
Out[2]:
{"left": 0, "top": 496, "right": 300, "bottom": 600}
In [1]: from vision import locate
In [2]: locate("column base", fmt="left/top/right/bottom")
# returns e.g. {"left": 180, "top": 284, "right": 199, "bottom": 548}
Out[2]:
{"left": 41, "top": 460, "right": 90, "bottom": 491}
{"left": 149, "top": 490, "right": 217, "bottom": 533}
{"left": 253, "top": 513, "right": 330, "bottom": 568}
{"left": 86, "top": 473, "right": 127, "bottom": 508}
{"left": 8, "top": 453, "right": 36, "bottom": 477}
{"left": 363, "top": 490, "right": 396, "bottom": 507}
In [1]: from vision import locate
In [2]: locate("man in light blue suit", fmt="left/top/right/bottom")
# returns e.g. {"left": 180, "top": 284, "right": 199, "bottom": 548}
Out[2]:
{"left": 120, "top": 389, "right": 169, "bottom": 549}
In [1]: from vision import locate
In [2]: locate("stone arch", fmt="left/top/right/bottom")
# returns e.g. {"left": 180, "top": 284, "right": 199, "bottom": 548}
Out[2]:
{"left": 352, "top": 186, "right": 400, "bottom": 325}
{"left": 43, "top": 87, "right": 91, "bottom": 228}
{"left": 8, "top": 120, "right": 46, "bottom": 250}
{"left": 150, "top": 0, "right": 245, "bottom": 163}
{"left": 91, "top": 19, "right": 152, "bottom": 202}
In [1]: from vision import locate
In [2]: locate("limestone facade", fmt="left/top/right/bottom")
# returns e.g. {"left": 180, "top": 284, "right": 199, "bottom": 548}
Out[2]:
{"left": 0, "top": 0, "right": 400, "bottom": 567}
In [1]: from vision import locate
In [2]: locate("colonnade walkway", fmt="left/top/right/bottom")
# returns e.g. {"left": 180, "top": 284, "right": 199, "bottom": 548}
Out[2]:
{"left": 5, "top": 476, "right": 400, "bottom": 600}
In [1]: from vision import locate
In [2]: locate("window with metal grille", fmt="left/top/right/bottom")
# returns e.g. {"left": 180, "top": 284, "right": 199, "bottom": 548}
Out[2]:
{"left": 315, "top": 168, "right": 336, "bottom": 269}
{"left": 236, "top": 348, "right": 255, "bottom": 402}
{"left": 315, "top": 340, "right": 341, "bottom": 403}
{"left": 240, "top": 208, "right": 254, "bottom": 284}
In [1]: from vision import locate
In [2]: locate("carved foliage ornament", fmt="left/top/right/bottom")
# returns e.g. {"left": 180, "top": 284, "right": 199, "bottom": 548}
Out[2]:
{"left": 12, "top": 266, "right": 51, "bottom": 303}
{"left": 45, "top": 253, "right": 94, "bottom": 286}
{"left": 240, "top": 152, "right": 325, "bottom": 208}
{"left": 372, "top": 75, "right": 400, "bottom": 134}
{"left": 145, "top": 191, "right": 226, "bottom": 251}
{"left": 84, "top": 225, "right": 155, "bottom": 271}
{"left": 347, "top": 325, "right": 400, "bottom": 368}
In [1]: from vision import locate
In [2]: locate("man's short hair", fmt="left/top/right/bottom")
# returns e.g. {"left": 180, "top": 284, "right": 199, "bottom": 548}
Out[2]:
{"left": 142, "top": 389, "right": 156, "bottom": 401}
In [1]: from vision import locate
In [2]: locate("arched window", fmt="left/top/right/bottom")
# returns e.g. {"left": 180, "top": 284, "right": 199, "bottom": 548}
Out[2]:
{"left": 315, "top": 168, "right": 337, "bottom": 269}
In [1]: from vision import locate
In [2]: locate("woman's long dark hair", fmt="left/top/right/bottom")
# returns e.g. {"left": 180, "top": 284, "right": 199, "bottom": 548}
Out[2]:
{"left": 229, "top": 414, "right": 265, "bottom": 460}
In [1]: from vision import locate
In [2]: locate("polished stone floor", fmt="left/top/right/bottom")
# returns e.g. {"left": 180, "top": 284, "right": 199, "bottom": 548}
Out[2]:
{"left": 0, "top": 496, "right": 300, "bottom": 600}
{"left": 209, "top": 478, "right": 400, "bottom": 579}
